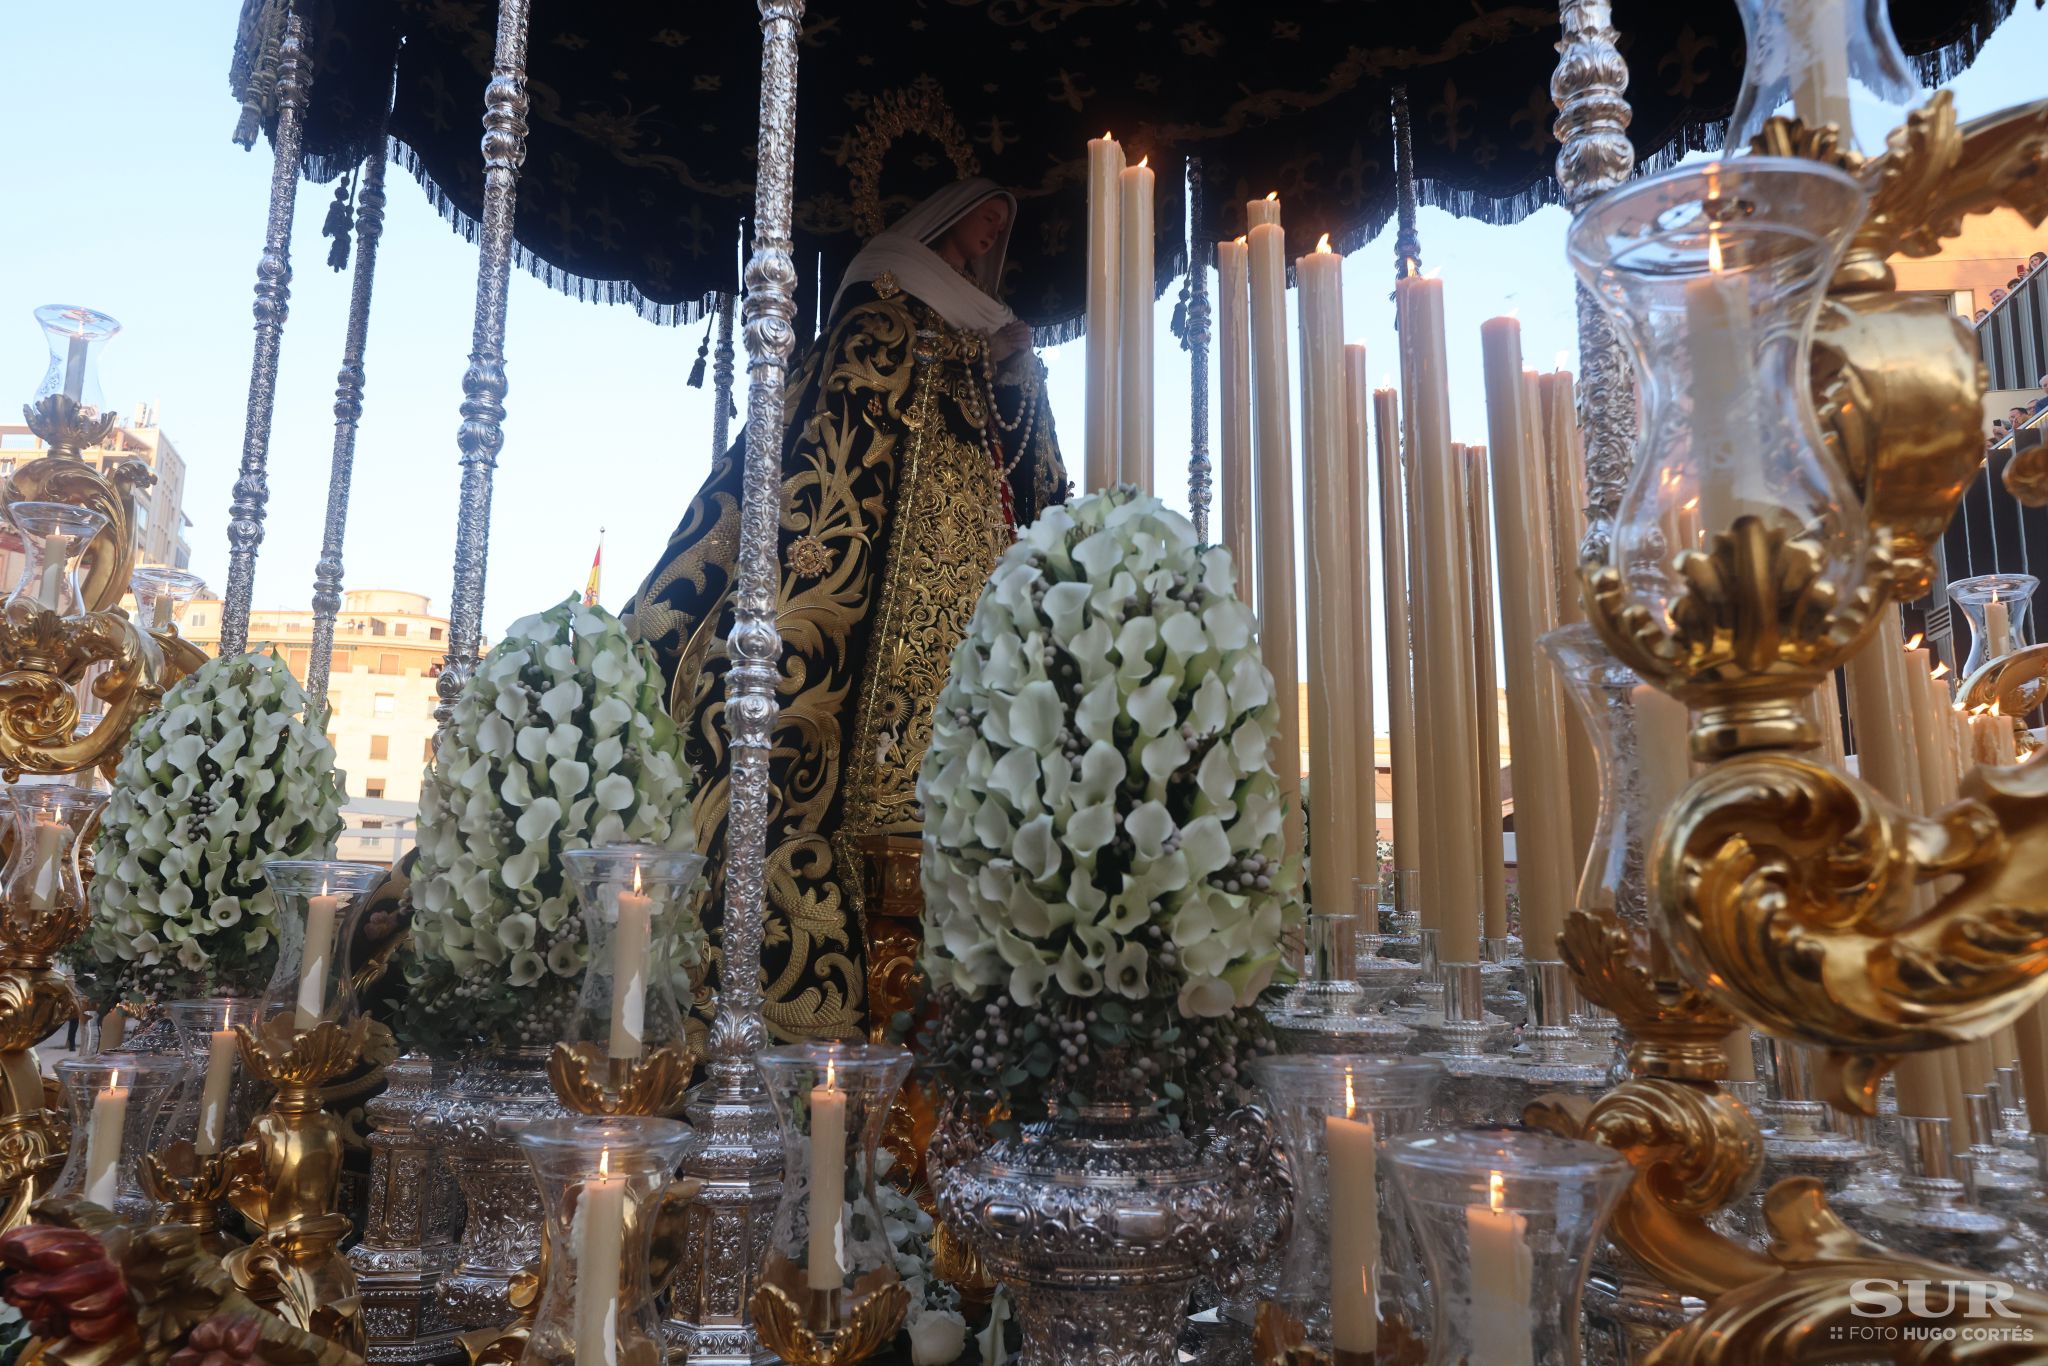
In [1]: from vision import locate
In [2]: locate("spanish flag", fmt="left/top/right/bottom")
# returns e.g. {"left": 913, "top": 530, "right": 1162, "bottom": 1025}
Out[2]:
{"left": 582, "top": 531, "right": 603, "bottom": 607}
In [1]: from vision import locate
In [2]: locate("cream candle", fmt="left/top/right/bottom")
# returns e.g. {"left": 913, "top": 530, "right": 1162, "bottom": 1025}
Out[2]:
{"left": 196, "top": 1026, "right": 240, "bottom": 1155}
{"left": 1084, "top": 133, "right": 1124, "bottom": 493}
{"left": 1398, "top": 274, "right": 1481, "bottom": 962}
{"left": 1683, "top": 227, "right": 1752, "bottom": 497}
{"left": 1987, "top": 596, "right": 2013, "bottom": 659}
{"left": 295, "top": 887, "right": 340, "bottom": 1030}
{"left": 1246, "top": 191, "right": 1280, "bottom": 229}
{"left": 83, "top": 1071, "right": 129, "bottom": 1209}
{"left": 1217, "top": 237, "right": 1255, "bottom": 606}
{"left": 1117, "top": 156, "right": 1155, "bottom": 494}
{"left": 1844, "top": 615, "right": 1919, "bottom": 809}
{"left": 2018, "top": 1002, "right": 2048, "bottom": 1133}
{"left": 1342, "top": 345, "right": 1379, "bottom": 893}
{"left": 1248, "top": 215, "right": 1304, "bottom": 865}
{"left": 609, "top": 870, "right": 654, "bottom": 1060}
{"left": 1633, "top": 682, "right": 1693, "bottom": 832}
{"left": 1299, "top": 237, "right": 1356, "bottom": 912}
{"left": 808, "top": 1057, "right": 848, "bottom": 1290}
{"left": 1788, "top": 0, "right": 1853, "bottom": 134}
{"left": 1466, "top": 1170, "right": 1535, "bottom": 1366}
{"left": 1537, "top": 367, "right": 1600, "bottom": 879}
{"left": 1482, "top": 320, "right": 1571, "bottom": 956}
{"left": 26, "top": 818, "right": 69, "bottom": 912}
{"left": 33, "top": 536, "right": 71, "bottom": 612}
{"left": 1326, "top": 1071, "right": 1378, "bottom": 1353}
{"left": 573, "top": 1147, "right": 627, "bottom": 1365}
{"left": 1373, "top": 385, "right": 1420, "bottom": 906}
{"left": 1464, "top": 446, "right": 1507, "bottom": 943}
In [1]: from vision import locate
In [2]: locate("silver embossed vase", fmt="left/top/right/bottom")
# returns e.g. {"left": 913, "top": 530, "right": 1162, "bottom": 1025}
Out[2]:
{"left": 417, "top": 1047, "right": 567, "bottom": 1329}
{"left": 937, "top": 1061, "right": 1244, "bottom": 1366}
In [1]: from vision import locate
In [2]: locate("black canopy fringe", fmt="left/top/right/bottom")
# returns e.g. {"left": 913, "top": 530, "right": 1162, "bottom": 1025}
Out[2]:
{"left": 390, "top": 139, "right": 719, "bottom": 328}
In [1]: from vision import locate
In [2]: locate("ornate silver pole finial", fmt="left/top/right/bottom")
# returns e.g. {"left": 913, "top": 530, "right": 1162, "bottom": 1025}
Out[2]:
{"left": 1185, "top": 157, "right": 1212, "bottom": 541}
{"left": 434, "top": 0, "right": 532, "bottom": 727}
{"left": 667, "top": 5, "right": 804, "bottom": 1362}
{"left": 1552, "top": 0, "right": 1637, "bottom": 561}
{"left": 306, "top": 138, "right": 389, "bottom": 706}
{"left": 218, "top": 4, "right": 311, "bottom": 659}
{"left": 711, "top": 290, "right": 738, "bottom": 458}
{"left": 1393, "top": 84, "right": 1422, "bottom": 280}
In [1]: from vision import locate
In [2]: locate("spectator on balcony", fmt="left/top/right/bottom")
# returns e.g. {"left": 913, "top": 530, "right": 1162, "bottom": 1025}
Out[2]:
{"left": 1992, "top": 419, "right": 2009, "bottom": 448}
{"left": 2031, "top": 251, "right": 2047, "bottom": 272}
{"left": 1992, "top": 287, "right": 2009, "bottom": 305}
{"left": 2032, "top": 375, "right": 2048, "bottom": 416}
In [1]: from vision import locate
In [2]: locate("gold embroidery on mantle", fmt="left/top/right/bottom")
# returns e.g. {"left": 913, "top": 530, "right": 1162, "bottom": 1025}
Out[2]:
{"left": 836, "top": 320, "right": 1013, "bottom": 924}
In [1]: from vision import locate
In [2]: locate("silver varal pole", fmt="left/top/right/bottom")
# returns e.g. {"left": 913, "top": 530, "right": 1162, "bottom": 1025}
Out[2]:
{"left": 219, "top": 5, "right": 311, "bottom": 658}
{"left": 1552, "top": 0, "right": 1638, "bottom": 560}
{"left": 1185, "top": 157, "right": 1212, "bottom": 542}
{"left": 307, "top": 137, "right": 389, "bottom": 706}
{"left": 712, "top": 289, "right": 737, "bottom": 458}
{"left": 669, "top": 3, "right": 805, "bottom": 1362}
{"left": 434, "top": 0, "right": 531, "bottom": 726}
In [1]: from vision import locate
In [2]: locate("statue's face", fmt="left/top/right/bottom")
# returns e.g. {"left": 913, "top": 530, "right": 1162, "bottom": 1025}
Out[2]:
{"left": 941, "top": 197, "right": 1011, "bottom": 264}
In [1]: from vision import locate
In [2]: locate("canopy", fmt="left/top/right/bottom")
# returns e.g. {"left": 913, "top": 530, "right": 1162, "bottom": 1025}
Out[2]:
{"left": 242, "top": 0, "right": 2017, "bottom": 332}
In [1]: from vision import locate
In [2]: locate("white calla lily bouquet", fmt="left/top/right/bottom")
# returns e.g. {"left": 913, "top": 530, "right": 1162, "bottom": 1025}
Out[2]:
{"left": 401, "top": 597, "right": 700, "bottom": 1051}
{"left": 87, "top": 651, "right": 346, "bottom": 997}
{"left": 917, "top": 489, "right": 1297, "bottom": 1127}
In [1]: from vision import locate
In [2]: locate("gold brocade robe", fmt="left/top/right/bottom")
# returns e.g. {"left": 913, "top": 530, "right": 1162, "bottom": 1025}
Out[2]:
{"left": 627, "top": 283, "right": 1066, "bottom": 1040}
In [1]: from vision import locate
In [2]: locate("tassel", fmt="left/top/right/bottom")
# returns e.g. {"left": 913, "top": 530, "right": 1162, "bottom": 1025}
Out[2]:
{"left": 322, "top": 171, "right": 356, "bottom": 273}
{"left": 686, "top": 313, "right": 713, "bottom": 388}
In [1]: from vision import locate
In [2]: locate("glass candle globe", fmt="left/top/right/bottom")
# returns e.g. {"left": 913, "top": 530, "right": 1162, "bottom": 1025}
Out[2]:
{"left": 1567, "top": 158, "right": 1872, "bottom": 722}
{"left": 30, "top": 305, "right": 120, "bottom": 418}
{"left": 1387, "top": 1127, "right": 1634, "bottom": 1366}
{"left": 7, "top": 501, "right": 111, "bottom": 618}
{"left": 756, "top": 1042, "right": 913, "bottom": 1334}
{"left": 52, "top": 1052, "right": 186, "bottom": 1220}
{"left": 1950, "top": 573, "right": 2037, "bottom": 679}
{"left": 164, "top": 998, "right": 266, "bottom": 1158}
{"left": 560, "top": 844, "right": 705, "bottom": 1064}
{"left": 2, "top": 783, "right": 106, "bottom": 956}
{"left": 1250, "top": 1055, "right": 1440, "bottom": 1356}
{"left": 1726, "top": 0, "right": 1916, "bottom": 154}
{"left": 516, "top": 1116, "right": 690, "bottom": 1366}
{"left": 130, "top": 566, "right": 210, "bottom": 633}
{"left": 257, "top": 860, "right": 388, "bottom": 1032}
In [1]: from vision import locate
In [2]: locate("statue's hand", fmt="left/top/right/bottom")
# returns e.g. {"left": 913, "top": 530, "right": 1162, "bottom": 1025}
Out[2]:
{"left": 989, "top": 320, "right": 1032, "bottom": 363}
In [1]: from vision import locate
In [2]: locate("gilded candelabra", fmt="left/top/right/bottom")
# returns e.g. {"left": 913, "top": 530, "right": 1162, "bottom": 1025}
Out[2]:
{"left": 1539, "top": 88, "right": 2048, "bottom": 1363}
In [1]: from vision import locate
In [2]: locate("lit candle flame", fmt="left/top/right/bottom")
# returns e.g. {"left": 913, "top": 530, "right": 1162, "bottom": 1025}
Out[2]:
{"left": 1265, "top": 191, "right": 1278, "bottom": 202}
{"left": 1682, "top": 496, "right": 1700, "bottom": 512}
{"left": 600, "top": 1146, "right": 611, "bottom": 1178}
{"left": 632, "top": 863, "right": 643, "bottom": 896}
{"left": 1932, "top": 662, "right": 1950, "bottom": 680}
{"left": 1993, "top": 700, "right": 2005, "bottom": 717}
{"left": 1315, "top": 233, "right": 1333, "bottom": 254}
{"left": 1344, "top": 1068, "right": 1357, "bottom": 1119}
{"left": 1136, "top": 155, "right": 1148, "bottom": 169}
{"left": 1101, "top": 131, "right": 1113, "bottom": 141}
{"left": 825, "top": 1056, "right": 838, "bottom": 1091}
{"left": 1423, "top": 265, "right": 1442, "bottom": 280}
{"left": 1905, "top": 633, "right": 1925, "bottom": 651}
{"left": 1235, "top": 234, "right": 1248, "bottom": 245}
{"left": 1707, "top": 228, "right": 1725, "bottom": 275}
{"left": 1489, "top": 1170, "right": 1507, "bottom": 1214}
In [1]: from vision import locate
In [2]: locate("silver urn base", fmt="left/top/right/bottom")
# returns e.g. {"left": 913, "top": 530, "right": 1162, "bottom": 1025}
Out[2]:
{"left": 416, "top": 1049, "right": 567, "bottom": 1329}
{"left": 939, "top": 1094, "right": 1245, "bottom": 1366}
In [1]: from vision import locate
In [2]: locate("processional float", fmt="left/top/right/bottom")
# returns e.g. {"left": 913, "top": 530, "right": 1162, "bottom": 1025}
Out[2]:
{"left": 4, "top": 0, "right": 2048, "bottom": 1364}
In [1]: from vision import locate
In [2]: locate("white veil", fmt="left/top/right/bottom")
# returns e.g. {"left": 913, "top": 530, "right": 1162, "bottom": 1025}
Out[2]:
{"left": 829, "top": 178, "right": 1018, "bottom": 334}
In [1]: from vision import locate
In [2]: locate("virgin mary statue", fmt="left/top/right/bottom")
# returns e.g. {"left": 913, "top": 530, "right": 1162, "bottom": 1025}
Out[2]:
{"left": 628, "top": 179, "right": 1067, "bottom": 1041}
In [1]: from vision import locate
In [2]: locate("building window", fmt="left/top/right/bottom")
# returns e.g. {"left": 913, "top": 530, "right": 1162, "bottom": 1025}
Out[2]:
{"left": 423, "top": 737, "right": 436, "bottom": 762}
{"left": 430, "top": 626, "right": 444, "bottom": 641}
{"left": 376, "top": 652, "right": 402, "bottom": 676}
{"left": 373, "top": 693, "right": 396, "bottom": 718}
{"left": 369, "top": 735, "right": 390, "bottom": 761}
{"left": 365, "top": 778, "right": 386, "bottom": 798}
{"left": 287, "top": 648, "right": 310, "bottom": 678}
{"left": 370, "top": 618, "right": 387, "bottom": 636}
{"left": 394, "top": 622, "right": 407, "bottom": 637}
{"left": 362, "top": 819, "right": 383, "bottom": 830}
{"left": 331, "top": 647, "right": 351, "bottom": 673}
{"left": 189, "top": 611, "right": 208, "bottom": 628}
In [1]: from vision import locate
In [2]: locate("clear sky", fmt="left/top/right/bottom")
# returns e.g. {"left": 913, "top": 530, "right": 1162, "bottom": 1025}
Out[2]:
{"left": 2, "top": 3, "right": 2042, "bottom": 736}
